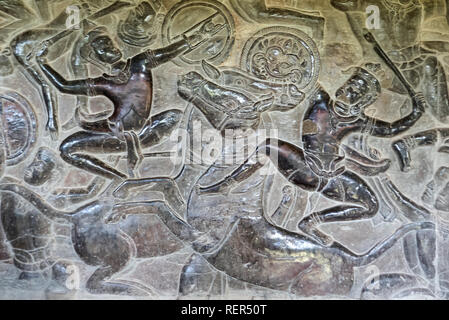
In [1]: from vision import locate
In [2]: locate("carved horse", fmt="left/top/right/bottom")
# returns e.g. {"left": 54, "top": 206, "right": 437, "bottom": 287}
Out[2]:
{"left": 0, "top": 182, "right": 436, "bottom": 298}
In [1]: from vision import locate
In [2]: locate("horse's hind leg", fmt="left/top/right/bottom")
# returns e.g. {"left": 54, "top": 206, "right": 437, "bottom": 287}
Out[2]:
{"left": 86, "top": 266, "right": 151, "bottom": 296}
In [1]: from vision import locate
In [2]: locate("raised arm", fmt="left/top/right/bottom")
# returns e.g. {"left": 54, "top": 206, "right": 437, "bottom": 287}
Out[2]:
{"left": 38, "top": 61, "right": 92, "bottom": 96}
{"left": 36, "top": 40, "right": 92, "bottom": 95}
{"left": 144, "top": 17, "right": 237, "bottom": 68}
{"left": 361, "top": 31, "right": 426, "bottom": 137}
{"left": 364, "top": 93, "right": 426, "bottom": 137}
{"left": 143, "top": 35, "right": 197, "bottom": 68}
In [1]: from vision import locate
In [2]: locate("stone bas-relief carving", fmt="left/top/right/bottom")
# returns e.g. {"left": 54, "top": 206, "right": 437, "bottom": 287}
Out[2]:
{"left": 0, "top": 0, "right": 448, "bottom": 300}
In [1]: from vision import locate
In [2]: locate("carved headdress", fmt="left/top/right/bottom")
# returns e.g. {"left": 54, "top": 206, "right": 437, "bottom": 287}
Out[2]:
{"left": 344, "top": 63, "right": 383, "bottom": 108}
{"left": 79, "top": 26, "right": 111, "bottom": 68}
{"left": 117, "top": 1, "right": 162, "bottom": 47}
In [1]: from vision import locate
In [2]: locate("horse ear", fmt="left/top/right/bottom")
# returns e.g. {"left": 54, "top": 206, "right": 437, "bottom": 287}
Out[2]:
{"left": 201, "top": 60, "right": 221, "bottom": 80}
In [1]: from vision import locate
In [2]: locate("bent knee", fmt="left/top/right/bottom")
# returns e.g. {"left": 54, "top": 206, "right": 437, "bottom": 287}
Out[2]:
{"left": 59, "top": 143, "right": 73, "bottom": 163}
{"left": 59, "top": 137, "right": 80, "bottom": 159}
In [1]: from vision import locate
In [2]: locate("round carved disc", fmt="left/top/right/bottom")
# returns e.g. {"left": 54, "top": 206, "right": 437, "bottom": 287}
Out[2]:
{"left": 240, "top": 26, "right": 320, "bottom": 91}
{"left": 0, "top": 91, "right": 37, "bottom": 166}
{"left": 161, "top": 0, "right": 235, "bottom": 66}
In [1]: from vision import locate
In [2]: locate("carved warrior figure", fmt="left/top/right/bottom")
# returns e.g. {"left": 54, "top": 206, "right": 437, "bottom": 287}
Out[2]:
{"left": 67, "top": 1, "right": 163, "bottom": 126}
{"left": 1, "top": 0, "right": 447, "bottom": 300}
{"left": 331, "top": 0, "right": 449, "bottom": 122}
{"left": 36, "top": 27, "right": 214, "bottom": 180}
{"left": 197, "top": 32, "right": 430, "bottom": 246}
{"left": 9, "top": 1, "right": 131, "bottom": 139}
{"left": 10, "top": 10, "right": 80, "bottom": 139}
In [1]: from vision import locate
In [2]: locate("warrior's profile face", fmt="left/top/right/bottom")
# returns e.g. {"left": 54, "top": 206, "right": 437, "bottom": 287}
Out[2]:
{"left": 335, "top": 74, "right": 370, "bottom": 106}
{"left": 334, "top": 71, "right": 380, "bottom": 118}
{"left": 90, "top": 35, "right": 122, "bottom": 65}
